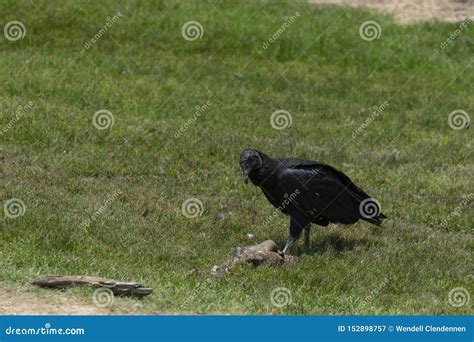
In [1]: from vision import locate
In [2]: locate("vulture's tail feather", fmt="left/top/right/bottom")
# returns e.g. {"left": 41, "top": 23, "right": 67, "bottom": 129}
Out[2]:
{"left": 362, "top": 213, "right": 387, "bottom": 226}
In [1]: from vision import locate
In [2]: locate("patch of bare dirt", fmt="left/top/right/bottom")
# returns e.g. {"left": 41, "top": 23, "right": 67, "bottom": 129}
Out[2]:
{"left": 309, "top": 0, "right": 474, "bottom": 23}
{"left": 0, "top": 288, "right": 110, "bottom": 315}
{"left": 0, "top": 285, "right": 195, "bottom": 315}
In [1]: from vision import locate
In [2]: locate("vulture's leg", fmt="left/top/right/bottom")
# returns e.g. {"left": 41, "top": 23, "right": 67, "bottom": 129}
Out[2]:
{"left": 304, "top": 226, "right": 311, "bottom": 250}
{"left": 283, "top": 214, "right": 310, "bottom": 254}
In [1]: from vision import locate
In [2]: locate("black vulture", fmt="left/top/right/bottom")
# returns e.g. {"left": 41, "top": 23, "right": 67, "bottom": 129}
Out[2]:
{"left": 239, "top": 149, "right": 386, "bottom": 254}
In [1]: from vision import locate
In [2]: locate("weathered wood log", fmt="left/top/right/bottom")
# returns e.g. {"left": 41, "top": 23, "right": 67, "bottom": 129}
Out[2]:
{"left": 31, "top": 275, "right": 153, "bottom": 297}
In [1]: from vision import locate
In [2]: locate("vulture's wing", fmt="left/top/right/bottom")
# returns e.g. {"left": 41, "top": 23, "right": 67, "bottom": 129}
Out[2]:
{"left": 277, "top": 158, "right": 371, "bottom": 223}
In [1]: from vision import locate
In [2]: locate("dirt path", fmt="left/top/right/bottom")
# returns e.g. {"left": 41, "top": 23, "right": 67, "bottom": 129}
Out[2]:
{"left": 0, "top": 284, "right": 195, "bottom": 315}
{"left": 309, "top": 0, "right": 474, "bottom": 23}
{"left": 0, "top": 287, "right": 114, "bottom": 315}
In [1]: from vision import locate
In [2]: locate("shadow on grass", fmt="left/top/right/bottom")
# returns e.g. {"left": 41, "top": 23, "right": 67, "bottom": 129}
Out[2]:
{"left": 276, "top": 232, "right": 377, "bottom": 256}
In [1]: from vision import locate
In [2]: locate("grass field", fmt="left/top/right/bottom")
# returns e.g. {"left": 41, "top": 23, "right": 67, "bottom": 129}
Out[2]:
{"left": 0, "top": 0, "right": 472, "bottom": 314}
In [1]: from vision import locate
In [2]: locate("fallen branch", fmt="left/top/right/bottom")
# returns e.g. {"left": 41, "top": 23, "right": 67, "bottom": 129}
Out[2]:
{"left": 31, "top": 275, "right": 153, "bottom": 297}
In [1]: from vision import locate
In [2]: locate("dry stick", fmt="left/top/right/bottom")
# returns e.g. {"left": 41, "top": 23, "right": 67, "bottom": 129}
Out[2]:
{"left": 31, "top": 275, "right": 152, "bottom": 297}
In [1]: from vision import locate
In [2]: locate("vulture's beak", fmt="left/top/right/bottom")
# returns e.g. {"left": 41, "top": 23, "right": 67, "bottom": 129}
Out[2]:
{"left": 241, "top": 165, "right": 250, "bottom": 184}
{"left": 243, "top": 170, "right": 249, "bottom": 184}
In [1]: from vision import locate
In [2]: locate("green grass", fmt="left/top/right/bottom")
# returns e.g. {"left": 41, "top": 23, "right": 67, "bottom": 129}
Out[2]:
{"left": 0, "top": 0, "right": 472, "bottom": 314}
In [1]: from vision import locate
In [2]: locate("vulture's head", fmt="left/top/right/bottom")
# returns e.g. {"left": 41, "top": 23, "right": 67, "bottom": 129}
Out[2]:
{"left": 239, "top": 149, "right": 263, "bottom": 184}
